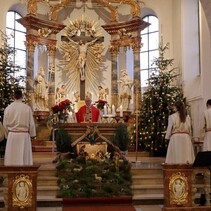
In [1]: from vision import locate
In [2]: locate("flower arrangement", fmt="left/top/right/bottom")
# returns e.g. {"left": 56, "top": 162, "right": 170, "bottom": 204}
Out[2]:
{"left": 52, "top": 99, "right": 72, "bottom": 121}
{"left": 95, "top": 99, "right": 108, "bottom": 110}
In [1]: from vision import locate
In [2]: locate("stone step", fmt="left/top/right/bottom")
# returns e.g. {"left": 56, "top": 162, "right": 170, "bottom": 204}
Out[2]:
{"left": 132, "top": 174, "right": 163, "bottom": 185}
{"left": 32, "top": 145, "right": 54, "bottom": 152}
{"left": 133, "top": 193, "right": 164, "bottom": 201}
{"left": 37, "top": 185, "right": 59, "bottom": 197}
{"left": 37, "top": 176, "right": 58, "bottom": 186}
{"left": 131, "top": 168, "right": 163, "bottom": 176}
{"left": 132, "top": 184, "right": 164, "bottom": 195}
{"left": 126, "top": 151, "right": 150, "bottom": 157}
{"left": 38, "top": 164, "right": 57, "bottom": 177}
{"left": 32, "top": 140, "right": 55, "bottom": 152}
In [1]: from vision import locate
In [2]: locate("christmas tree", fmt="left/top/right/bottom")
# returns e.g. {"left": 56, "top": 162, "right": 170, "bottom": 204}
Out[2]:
{"left": 0, "top": 30, "right": 25, "bottom": 120}
{"left": 139, "top": 42, "right": 185, "bottom": 155}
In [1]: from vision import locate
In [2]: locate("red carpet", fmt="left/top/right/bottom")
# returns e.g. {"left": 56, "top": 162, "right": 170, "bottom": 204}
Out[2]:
{"left": 62, "top": 196, "right": 136, "bottom": 211}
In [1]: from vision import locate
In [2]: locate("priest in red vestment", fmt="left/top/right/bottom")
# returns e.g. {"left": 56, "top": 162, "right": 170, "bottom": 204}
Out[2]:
{"left": 76, "top": 97, "right": 100, "bottom": 123}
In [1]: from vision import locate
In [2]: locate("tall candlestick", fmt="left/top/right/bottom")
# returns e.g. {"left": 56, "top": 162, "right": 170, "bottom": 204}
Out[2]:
{"left": 120, "top": 105, "right": 123, "bottom": 117}
{"left": 112, "top": 105, "right": 115, "bottom": 116}
{"left": 104, "top": 104, "right": 107, "bottom": 115}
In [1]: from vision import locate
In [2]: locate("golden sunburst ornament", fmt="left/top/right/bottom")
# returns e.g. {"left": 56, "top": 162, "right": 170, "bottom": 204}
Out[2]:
{"left": 59, "top": 16, "right": 105, "bottom": 95}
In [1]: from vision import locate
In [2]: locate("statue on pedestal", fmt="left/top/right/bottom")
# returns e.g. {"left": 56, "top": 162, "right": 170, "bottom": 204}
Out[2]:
{"left": 118, "top": 69, "right": 133, "bottom": 110}
{"left": 34, "top": 66, "right": 49, "bottom": 111}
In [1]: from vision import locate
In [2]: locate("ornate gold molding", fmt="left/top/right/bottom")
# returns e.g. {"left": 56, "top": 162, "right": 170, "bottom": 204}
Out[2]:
{"left": 17, "top": 15, "right": 65, "bottom": 35}
{"left": 108, "top": 0, "right": 141, "bottom": 18}
{"left": 109, "top": 45, "right": 119, "bottom": 55}
{"left": 27, "top": 0, "right": 48, "bottom": 15}
{"left": 132, "top": 41, "right": 142, "bottom": 53}
{"left": 49, "top": 0, "right": 70, "bottom": 21}
{"left": 47, "top": 44, "right": 57, "bottom": 56}
{"left": 38, "top": 27, "right": 52, "bottom": 38}
{"left": 109, "top": 35, "right": 141, "bottom": 52}
{"left": 169, "top": 172, "right": 188, "bottom": 206}
{"left": 25, "top": 0, "right": 142, "bottom": 22}
{"left": 103, "top": 18, "right": 149, "bottom": 53}
{"left": 12, "top": 174, "right": 33, "bottom": 208}
{"left": 95, "top": 0, "right": 118, "bottom": 22}
{"left": 25, "top": 39, "right": 37, "bottom": 52}
{"left": 102, "top": 18, "right": 150, "bottom": 35}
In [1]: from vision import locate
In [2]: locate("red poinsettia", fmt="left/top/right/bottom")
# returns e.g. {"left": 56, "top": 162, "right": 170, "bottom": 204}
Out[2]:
{"left": 52, "top": 99, "right": 72, "bottom": 114}
{"left": 95, "top": 99, "right": 108, "bottom": 110}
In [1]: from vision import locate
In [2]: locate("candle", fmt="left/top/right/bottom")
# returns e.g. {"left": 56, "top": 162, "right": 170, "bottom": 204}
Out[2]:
{"left": 120, "top": 105, "right": 123, "bottom": 117}
{"left": 104, "top": 104, "right": 107, "bottom": 115}
{"left": 112, "top": 105, "right": 115, "bottom": 116}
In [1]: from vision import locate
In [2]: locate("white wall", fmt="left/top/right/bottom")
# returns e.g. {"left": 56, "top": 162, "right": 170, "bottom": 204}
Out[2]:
{"left": 200, "top": 2, "right": 211, "bottom": 104}
{"left": 180, "top": 0, "right": 200, "bottom": 99}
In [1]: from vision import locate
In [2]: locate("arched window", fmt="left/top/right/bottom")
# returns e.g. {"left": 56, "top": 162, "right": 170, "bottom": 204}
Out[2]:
{"left": 6, "top": 11, "right": 26, "bottom": 85}
{"left": 140, "top": 15, "right": 159, "bottom": 90}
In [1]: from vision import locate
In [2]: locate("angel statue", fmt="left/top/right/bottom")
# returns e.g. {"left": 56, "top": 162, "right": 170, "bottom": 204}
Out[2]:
{"left": 98, "top": 85, "right": 109, "bottom": 100}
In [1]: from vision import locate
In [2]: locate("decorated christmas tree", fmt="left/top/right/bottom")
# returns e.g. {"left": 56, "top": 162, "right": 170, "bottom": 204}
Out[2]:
{"left": 139, "top": 42, "right": 185, "bottom": 155}
{"left": 0, "top": 31, "right": 25, "bottom": 119}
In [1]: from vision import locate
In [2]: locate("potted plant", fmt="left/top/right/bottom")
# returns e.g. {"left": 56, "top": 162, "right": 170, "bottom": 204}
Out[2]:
{"left": 114, "top": 123, "right": 129, "bottom": 155}
{"left": 95, "top": 99, "right": 108, "bottom": 110}
{"left": 52, "top": 99, "right": 73, "bottom": 122}
{"left": 53, "top": 127, "right": 75, "bottom": 162}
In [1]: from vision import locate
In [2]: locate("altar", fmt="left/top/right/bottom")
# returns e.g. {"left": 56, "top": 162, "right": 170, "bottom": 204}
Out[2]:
{"left": 52, "top": 122, "right": 124, "bottom": 156}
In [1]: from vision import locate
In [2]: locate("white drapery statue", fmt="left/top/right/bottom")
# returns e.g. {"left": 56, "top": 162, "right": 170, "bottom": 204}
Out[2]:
{"left": 118, "top": 69, "right": 133, "bottom": 110}
{"left": 34, "top": 66, "right": 49, "bottom": 111}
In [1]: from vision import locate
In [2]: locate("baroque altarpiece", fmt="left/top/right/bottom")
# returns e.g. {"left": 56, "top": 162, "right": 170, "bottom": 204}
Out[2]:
{"left": 17, "top": 0, "right": 149, "bottom": 115}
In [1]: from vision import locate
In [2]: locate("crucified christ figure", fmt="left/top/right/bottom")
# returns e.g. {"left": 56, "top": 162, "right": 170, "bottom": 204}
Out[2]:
{"left": 73, "top": 38, "right": 98, "bottom": 81}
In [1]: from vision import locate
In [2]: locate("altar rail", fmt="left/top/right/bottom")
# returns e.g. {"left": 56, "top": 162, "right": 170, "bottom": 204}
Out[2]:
{"left": 163, "top": 164, "right": 211, "bottom": 210}
{"left": 0, "top": 165, "right": 40, "bottom": 211}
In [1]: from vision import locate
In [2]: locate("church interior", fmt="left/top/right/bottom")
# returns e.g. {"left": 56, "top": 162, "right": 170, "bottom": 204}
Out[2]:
{"left": 1, "top": 0, "right": 211, "bottom": 210}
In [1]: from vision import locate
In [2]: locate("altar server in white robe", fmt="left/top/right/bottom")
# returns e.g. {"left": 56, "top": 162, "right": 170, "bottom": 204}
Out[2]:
{"left": 165, "top": 101, "right": 195, "bottom": 164}
{"left": 202, "top": 99, "right": 211, "bottom": 151}
{"left": 3, "top": 89, "right": 36, "bottom": 166}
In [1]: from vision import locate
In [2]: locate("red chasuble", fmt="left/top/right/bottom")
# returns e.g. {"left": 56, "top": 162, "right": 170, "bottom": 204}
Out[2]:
{"left": 76, "top": 105, "right": 100, "bottom": 123}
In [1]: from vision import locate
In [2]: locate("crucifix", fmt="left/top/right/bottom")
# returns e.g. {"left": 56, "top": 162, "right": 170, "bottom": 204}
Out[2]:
{"left": 62, "top": 32, "right": 104, "bottom": 100}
